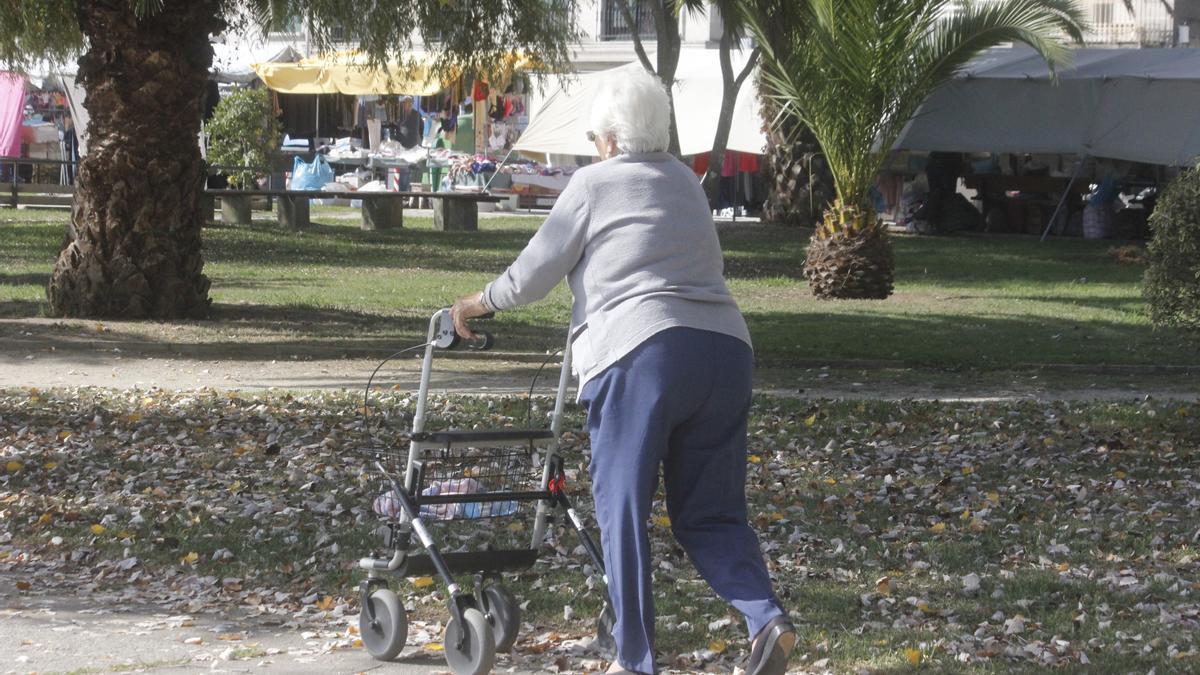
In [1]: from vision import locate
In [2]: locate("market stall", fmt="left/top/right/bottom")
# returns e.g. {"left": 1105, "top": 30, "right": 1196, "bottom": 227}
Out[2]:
{"left": 890, "top": 47, "right": 1200, "bottom": 238}
{"left": 1, "top": 71, "right": 80, "bottom": 192}
{"left": 252, "top": 51, "right": 537, "bottom": 200}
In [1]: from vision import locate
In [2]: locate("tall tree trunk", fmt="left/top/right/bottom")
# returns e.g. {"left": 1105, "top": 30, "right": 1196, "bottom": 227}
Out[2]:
{"left": 617, "top": 0, "right": 683, "bottom": 156}
{"left": 701, "top": 35, "right": 758, "bottom": 208}
{"left": 47, "top": 0, "right": 223, "bottom": 319}
{"left": 649, "top": 0, "right": 682, "bottom": 157}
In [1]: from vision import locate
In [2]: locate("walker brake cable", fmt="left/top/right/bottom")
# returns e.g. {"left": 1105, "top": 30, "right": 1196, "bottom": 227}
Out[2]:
{"left": 362, "top": 341, "right": 434, "bottom": 451}
{"left": 526, "top": 349, "right": 564, "bottom": 427}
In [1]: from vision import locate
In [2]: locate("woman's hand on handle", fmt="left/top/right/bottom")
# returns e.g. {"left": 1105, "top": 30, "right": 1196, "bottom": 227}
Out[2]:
{"left": 450, "top": 292, "right": 491, "bottom": 340}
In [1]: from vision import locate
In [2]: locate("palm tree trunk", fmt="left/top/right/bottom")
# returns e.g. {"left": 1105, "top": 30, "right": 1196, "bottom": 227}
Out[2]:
{"left": 47, "top": 0, "right": 223, "bottom": 319}
{"left": 758, "top": 73, "right": 833, "bottom": 227}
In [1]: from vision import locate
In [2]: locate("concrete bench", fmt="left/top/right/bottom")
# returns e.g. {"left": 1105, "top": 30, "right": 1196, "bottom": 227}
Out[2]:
{"left": 205, "top": 189, "right": 502, "bottom": 232}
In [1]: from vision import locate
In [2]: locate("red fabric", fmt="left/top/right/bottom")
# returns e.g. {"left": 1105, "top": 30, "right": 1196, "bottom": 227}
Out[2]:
{"left": 694, "top": 151, "right": 759, "bottom": 176}
{"left": 739, "top": 153, "right": 760, "bottom": 172}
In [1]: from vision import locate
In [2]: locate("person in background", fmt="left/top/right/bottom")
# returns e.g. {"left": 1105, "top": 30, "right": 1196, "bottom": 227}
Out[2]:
{"left": 396, "top": 95, "right": 422, "bottom": 149}
{"left": 450, "top": 68, "right": 794, "bottom": 675}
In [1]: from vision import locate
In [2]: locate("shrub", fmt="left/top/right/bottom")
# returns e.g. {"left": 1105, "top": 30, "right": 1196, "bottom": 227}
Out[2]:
{"left": 1144, "top": 167, "right": 1200, "bottom": 332}
{"left": 205, "top": 86, "right": 279, "bottom": 189}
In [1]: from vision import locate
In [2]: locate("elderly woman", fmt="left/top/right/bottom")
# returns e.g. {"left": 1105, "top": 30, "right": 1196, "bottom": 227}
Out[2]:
{"left": 451, "top": 69, "right": 794, "bottom": 675}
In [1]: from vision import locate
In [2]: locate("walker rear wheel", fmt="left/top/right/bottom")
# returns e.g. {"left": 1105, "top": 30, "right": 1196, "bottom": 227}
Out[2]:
{"left": 482, "top": 583, "right": 521, "bottom": 652}
{"left": 360, "top": 588, "right": 408, "bottom": 661}
{"left": 444, "top": 607, "right": 496, "bottom": 675}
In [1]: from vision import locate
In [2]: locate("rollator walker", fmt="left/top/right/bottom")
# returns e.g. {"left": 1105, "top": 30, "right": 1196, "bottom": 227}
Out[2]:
{"left": 355, "top": 309, "right": 615, "bottom": 675}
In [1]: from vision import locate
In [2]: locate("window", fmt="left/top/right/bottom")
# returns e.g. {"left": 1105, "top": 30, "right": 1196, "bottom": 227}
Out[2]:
{"left": 329, "top": 22, "right": 358, "bottom": 43}
{"left": 270, "top": 15, "right": 304, "bottom": 36}
{"left": 600, "top": 0, "right": 657, "bottom": 41}
{"left": 1093, "top": 3, "right": 1114, "bottom": 24}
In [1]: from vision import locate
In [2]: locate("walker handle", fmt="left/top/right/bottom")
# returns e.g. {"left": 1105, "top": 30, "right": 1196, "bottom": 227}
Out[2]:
{"left": 434, "top": 308, "right": 494, "bottom": 350}
{"left": 464, "top": 313, "right": 494, "bottom": 350}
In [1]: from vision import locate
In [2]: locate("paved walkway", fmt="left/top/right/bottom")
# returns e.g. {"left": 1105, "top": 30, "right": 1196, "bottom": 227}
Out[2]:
{"left": 3, "top": 315, "right": 1197, "bottom": 401}
{"left": 2, "top": 340, "right": 1196, "bottom": 402}
{"left": 1, "top": 572, "right": 546, "bottom": 674}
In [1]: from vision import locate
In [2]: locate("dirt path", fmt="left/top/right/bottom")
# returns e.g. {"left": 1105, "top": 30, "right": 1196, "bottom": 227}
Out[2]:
{"left": 2, "top": 317, "right": 1197, "bottom": 401}
{"left": 0, "top": 572, "right": 551, "bottom": 675}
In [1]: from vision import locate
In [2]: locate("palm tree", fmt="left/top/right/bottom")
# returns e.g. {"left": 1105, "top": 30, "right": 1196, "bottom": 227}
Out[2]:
{"left": 747, "top": 0, "right": 1084, "bottom": 299}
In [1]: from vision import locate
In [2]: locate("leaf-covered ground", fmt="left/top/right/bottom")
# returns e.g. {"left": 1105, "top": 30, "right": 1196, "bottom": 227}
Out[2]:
{"left": 2, "top": 388, "right": 1198, "bottom": 673}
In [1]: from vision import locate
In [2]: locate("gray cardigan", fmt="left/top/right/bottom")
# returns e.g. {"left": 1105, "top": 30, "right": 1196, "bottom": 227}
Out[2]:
{"left": 483, "top": 152, "right": 751, "bottom": 387}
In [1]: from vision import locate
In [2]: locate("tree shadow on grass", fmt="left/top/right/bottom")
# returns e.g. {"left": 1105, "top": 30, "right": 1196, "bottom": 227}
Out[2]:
{"left": 0, "top": 273, "right": 49, "bottom": 286}
{"left": 891, "top": 234, "right": 1145, "bottom": 288}
{"left": 0, "top": 302, "right": 568, "bottom": 364}
{"left": 715, "top": 224, "right": 1146, "bottom": 285}
{"left": 744, "top": 309, "right": 1200, "bottom": 369}
{"left": 203, "top": 221, "right": 532, "bottom": 274}
{"left": 0, "top": 299, "right": 47, "bottom": 318}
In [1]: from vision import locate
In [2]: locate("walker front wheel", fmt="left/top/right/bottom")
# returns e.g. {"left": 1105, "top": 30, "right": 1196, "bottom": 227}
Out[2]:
{"left": 444, "top": 607, "right": 496, "bottom": 675}
{"left": 594, "top": 601, "right": 617, "bottom": 657}
{"left": 360, "top": 588, "right": 408, "bottom": 661}
{"left": 482, "top": 583, "right": 521, "bottom": 652}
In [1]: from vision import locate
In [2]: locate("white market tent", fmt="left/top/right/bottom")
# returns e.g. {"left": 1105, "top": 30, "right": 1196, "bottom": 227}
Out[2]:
{"left": 515, "top": 49, "right": 766, "bottom": 158}
{"left": 893, "top": 47, "right": 1200, "bottom": 167}
{"left": 61, "top": 74, "right": 88, "bottom": 155}
{"left": 212, "top": 41, "right": 301, "bottom": 84}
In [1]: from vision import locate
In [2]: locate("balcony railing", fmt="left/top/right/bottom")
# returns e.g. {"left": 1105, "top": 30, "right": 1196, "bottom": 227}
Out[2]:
{"left": 600, "top": 0, "right": 657, "bottom": 41}
{"left": 1084, "top": 0, "right": 1175, "bottom": 45}
{"left": 1087, "top": 21, "right": 1174, "bottom": 45}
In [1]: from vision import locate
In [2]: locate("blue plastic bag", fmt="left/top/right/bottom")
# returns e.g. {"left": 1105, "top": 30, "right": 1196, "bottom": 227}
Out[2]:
{"left": 291, "top": 155, "right": 334, "bottom": 191}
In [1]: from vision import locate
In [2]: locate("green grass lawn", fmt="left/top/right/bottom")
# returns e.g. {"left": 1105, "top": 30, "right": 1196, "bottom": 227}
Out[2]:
{"left": 0, "top": 206, "right": 1195, "bottom": 370}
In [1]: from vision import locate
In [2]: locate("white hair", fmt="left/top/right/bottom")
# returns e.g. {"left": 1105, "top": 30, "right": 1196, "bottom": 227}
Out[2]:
{"left": 589, "top": 67, "right": 670, "bottom": 154}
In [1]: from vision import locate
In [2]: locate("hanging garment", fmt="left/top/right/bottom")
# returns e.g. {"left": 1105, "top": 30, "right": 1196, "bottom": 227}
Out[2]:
{"left": 0, "top": 72, "right": 27, "bottom": 158}
{"left": 721, "top": 151, "right": 738, "bottom": 177}
{"left": 367, "top": 118, "right": 382, "bottom": 151}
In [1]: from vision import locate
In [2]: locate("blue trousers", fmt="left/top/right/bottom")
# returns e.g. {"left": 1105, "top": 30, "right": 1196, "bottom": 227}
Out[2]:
{"left": 580, "top": 327, "right": 784, "bottom": 674}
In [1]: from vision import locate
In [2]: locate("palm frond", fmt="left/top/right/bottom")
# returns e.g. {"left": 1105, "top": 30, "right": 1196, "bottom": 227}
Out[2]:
{"left": 918, "top": 0, "right": 1086, "bottom": 88}
{"left": 748, "top": 0, "right": 1085, "bottom": 214}
{"left": 673, "top": 0, "right": 709, "bottom": 21}
{"left": 131, "top": 0, "right": 165, "bottom": 19}
{"left": 708, "top": 0, "right": 748, "bottom": 40}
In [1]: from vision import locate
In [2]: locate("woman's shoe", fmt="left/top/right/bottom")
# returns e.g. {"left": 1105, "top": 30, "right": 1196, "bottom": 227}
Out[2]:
{"left": 746, "top": 616, "right": 797, "bottom": 675}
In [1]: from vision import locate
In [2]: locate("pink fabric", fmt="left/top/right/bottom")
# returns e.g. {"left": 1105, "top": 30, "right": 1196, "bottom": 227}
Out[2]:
{"left": 0, "top": 72, "right": 26, "bottom": 158}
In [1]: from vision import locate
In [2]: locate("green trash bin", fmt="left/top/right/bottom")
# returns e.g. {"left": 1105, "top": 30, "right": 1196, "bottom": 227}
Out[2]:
{"left": 430, "top": 137, "right": 446, "bottom": 191}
